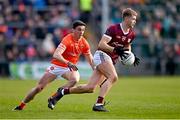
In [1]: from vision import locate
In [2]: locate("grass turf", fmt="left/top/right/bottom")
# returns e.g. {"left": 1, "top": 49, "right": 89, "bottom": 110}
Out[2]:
{"left": 0, "top": 76, "right": 180, "bottom": 119}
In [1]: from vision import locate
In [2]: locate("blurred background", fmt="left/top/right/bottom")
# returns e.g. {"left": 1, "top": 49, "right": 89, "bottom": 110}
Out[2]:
{"left": 0, "top": 0, "right": 179, "bottom": 79}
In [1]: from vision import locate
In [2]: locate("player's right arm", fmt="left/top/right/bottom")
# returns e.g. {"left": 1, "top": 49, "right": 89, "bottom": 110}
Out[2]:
{"left": 99, "top": 25, "right": 128, "bottom": 57}
{"left": 53, "top": 40, "right": 78, "bottom": 71}
{"left": 53, "top": 43, "right": 69, "bottom": 65}
{"left": 98, "top": 35, "right": 114, "bottom": 53}
{"left": 98, "top": 35, "right": 127, "bottom": 58}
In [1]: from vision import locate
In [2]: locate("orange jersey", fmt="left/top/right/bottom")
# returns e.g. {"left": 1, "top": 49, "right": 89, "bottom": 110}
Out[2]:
{"left": 51, "top": 33, "right": 90, "bottom": 67}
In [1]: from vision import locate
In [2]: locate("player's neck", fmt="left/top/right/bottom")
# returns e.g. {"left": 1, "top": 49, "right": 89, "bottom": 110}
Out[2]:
{"left": 72, "top": 33, "right": 81, "bottom": 42}
{"left": 121, "top": 22, "right": 130, "bottom": 33}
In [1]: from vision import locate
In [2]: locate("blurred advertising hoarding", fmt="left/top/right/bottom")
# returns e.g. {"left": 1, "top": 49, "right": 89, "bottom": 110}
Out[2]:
{"left": 9, "top": 62, "right": 92, "bottom": 80}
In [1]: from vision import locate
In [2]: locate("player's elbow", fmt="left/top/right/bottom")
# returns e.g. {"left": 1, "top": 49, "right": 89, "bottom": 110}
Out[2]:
{"left": 98, "top": 42, "right": 104, "bottom": 50}
{"left": 53, "top": 53, "right": 59, "bottom": 59}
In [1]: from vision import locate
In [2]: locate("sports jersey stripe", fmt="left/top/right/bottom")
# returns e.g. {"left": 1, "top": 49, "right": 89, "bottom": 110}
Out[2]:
{"left": 103, "top": 34, "right": 112, "bottom": 39}
{"left": 58, "top": 43, "right": 66, "bottom": 51}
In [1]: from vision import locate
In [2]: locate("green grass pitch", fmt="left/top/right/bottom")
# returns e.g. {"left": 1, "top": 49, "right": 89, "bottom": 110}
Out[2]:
{"left": 0, "top": 76, "right": 180, "bottom": 119}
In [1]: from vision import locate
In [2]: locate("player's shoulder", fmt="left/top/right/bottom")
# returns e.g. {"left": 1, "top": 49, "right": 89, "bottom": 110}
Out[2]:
{"left": 106, "top": 23, "right": 121, "bottom": 33}
{"left": 62, "top": 33, "right": 73, "bottom": 42}
{"left": 108, "top": 24, "right": 116, "bottom": 29}
{"left": 61, "top": 33, "right": 73, "bottom": 45}
{"left": 107, "top": 23, "right": 119, "bottom": 29}
{"left": 63, "top": 33, "right": 73, "bottom": 40}
{"left": 81, "top": 36, "right": 87, "bottom": 40}
{"left": 80, "top": 37, "right": 89, "bottom": 44}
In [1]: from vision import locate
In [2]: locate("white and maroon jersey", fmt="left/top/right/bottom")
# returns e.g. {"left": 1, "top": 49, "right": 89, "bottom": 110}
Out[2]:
{"left": 101, "top": 23, "right": 136, "bottom": 64}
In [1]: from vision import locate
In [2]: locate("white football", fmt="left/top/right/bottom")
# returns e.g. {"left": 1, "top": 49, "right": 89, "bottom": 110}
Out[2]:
{"left": 119, "top": 51, "right": 135, "bottom": 66}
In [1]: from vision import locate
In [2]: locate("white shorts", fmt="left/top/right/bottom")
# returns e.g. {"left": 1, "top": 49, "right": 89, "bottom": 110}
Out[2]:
{"left": 46, "top": 64, "right": 71, "bottom": 76}
{"left": 93, "top": 50, "right": 113, "bottom": 67}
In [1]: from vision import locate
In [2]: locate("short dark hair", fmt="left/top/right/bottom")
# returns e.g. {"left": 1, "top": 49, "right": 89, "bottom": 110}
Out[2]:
{"left": 72, "top": 20, "right": 86, "bottom": 29}
{"left": 122, "top": 8, "right": 138, "bottom": 19}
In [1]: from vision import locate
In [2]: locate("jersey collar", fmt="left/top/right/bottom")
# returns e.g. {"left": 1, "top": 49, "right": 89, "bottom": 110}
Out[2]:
{"left": 120, "top": 23, "right": 130, "bottom": 35}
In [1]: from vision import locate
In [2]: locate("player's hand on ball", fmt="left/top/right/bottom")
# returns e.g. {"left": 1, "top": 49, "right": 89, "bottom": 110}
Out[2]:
{"left": 67, "top": 62, "right": 78, "bottom": 71}
{"left": 134, "top": 55, "right": 140, "bottom": 66}
{"left": 114, "top": 46, "right": 129, "bottom": 59}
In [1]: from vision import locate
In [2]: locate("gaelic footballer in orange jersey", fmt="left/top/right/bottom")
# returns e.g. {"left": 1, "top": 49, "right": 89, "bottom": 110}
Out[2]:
{"left": 14, "top": 20, "right": 95, "bottom": 111}
{"left": 51, "top": 33, "right": 90, "bottom": 67}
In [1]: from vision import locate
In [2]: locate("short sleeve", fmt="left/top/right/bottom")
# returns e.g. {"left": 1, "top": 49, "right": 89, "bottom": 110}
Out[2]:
{"left": 57, "top": 37, "right": 69, "bottom": 50}
{"left": 104, "top": 25, "right": 114, "bottom": 38}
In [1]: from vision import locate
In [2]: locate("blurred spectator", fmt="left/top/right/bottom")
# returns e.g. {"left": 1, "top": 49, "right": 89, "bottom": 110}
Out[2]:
{"left": 79, "top": 0, "right": 93, "bottom": 24}
{"left": 174, "top": 43, "right": 180, "bottom": 56}
{"left": 164, "top": 43, "right": 176, "bottom": 75}
{"left": 16, "top": 50, "right": 27, "bottom": 62}
{"left": 31, "top": 0, "right": 47, "bottom": 10}
{"left": 52, "top": 28, "right": 62, "bottom": 47}
{"left": 18, "top": 29, "right": 31, "bottom": 47}
{"left": 26, "top": 44, "right": 37, "bottom": 61}
{"left": 0, "top": 33, "right": 10, "bottom": 77}
{"left": 42, "top": 33, "right": 55, "bottom": 56}
{"left": 49, "top": 7, "right": 71, "bottom": 28}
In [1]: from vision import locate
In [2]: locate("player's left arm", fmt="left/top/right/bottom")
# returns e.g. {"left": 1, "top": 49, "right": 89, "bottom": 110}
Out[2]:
{"left": 124, "top": 44, "right": 131, "bottom": 51}
{"left": 84, "top": 53, "right": 95, "bottom": 70}
{"left": 82, "top": 40, "right": 96, "bottom": 70}
{"left": 127, "top": 31, "right": 140, "bottom": 66}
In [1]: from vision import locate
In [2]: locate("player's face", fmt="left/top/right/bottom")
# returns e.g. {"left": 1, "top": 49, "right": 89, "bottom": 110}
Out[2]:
{"left": 127, "top": 15, "right": 137, "bottom": 28}
{"left": 73, "top": 25, "right": 86, "bottom": 39}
